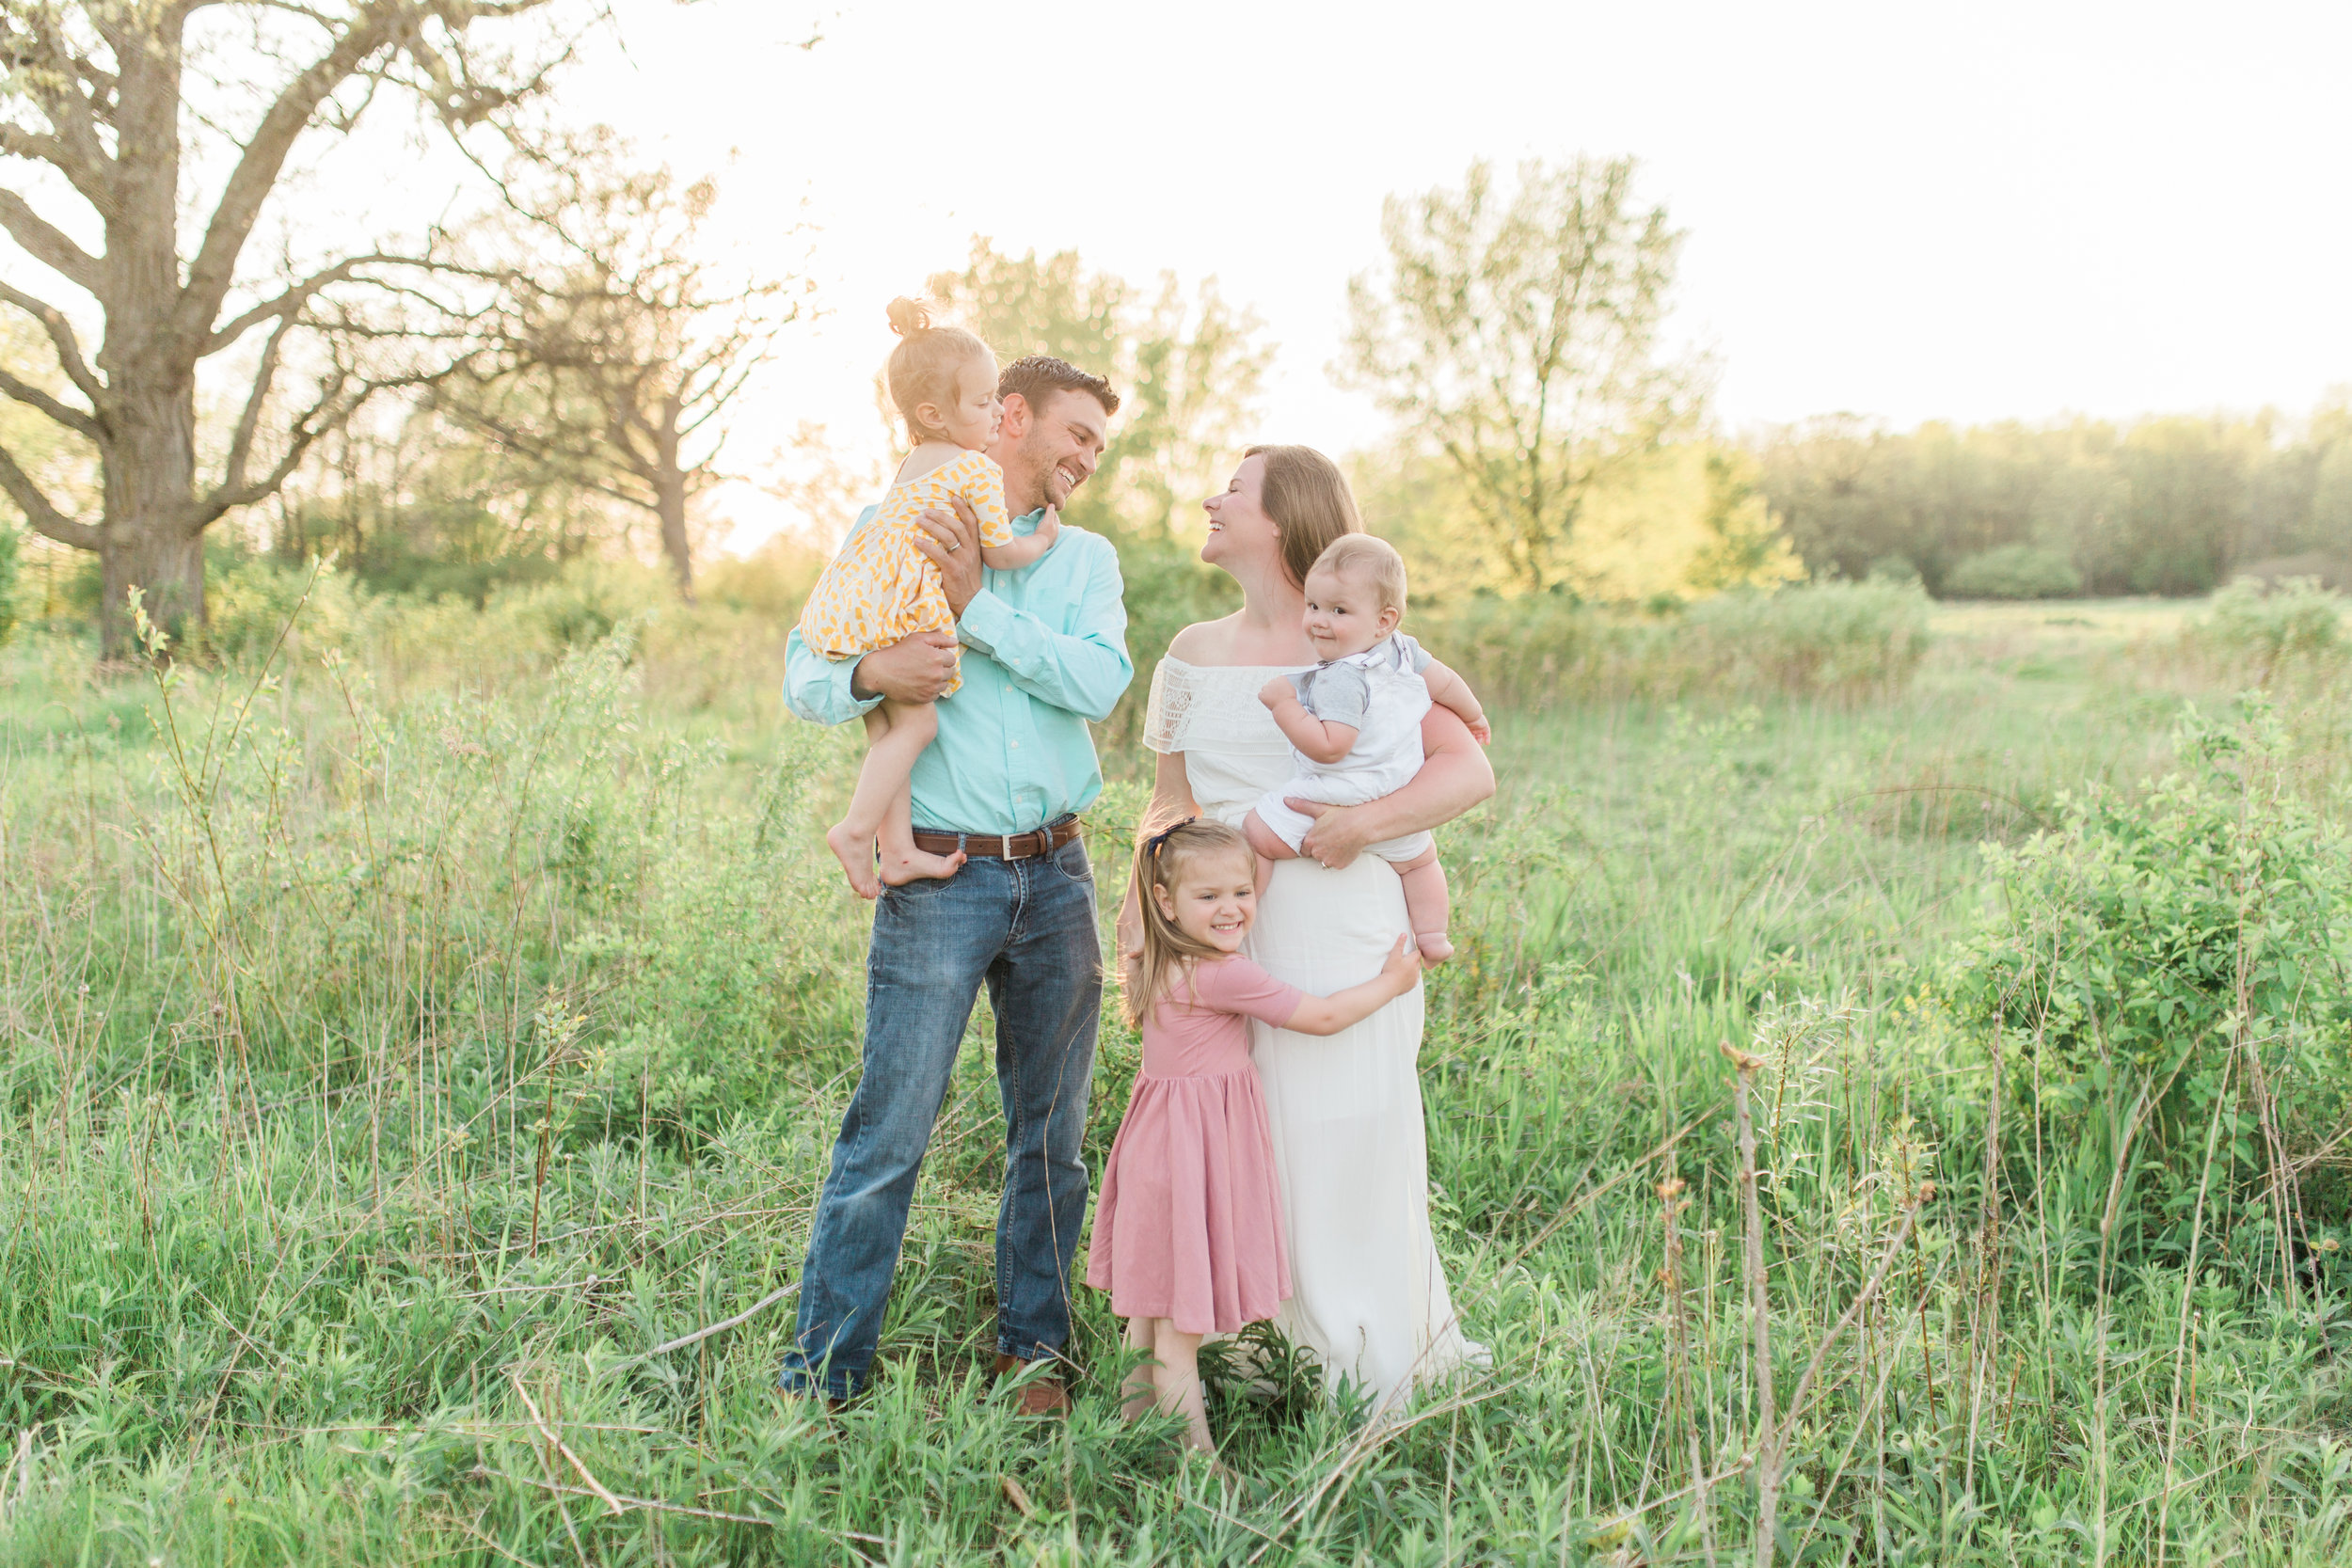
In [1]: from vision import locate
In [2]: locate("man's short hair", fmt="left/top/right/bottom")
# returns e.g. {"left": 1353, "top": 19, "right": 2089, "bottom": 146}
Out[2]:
{"left": 998, "top": 355, "right": 1120, "bottom": 419}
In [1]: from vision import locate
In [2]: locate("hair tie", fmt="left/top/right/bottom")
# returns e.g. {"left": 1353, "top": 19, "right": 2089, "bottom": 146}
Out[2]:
{"left": 1143, "top": 817, "right": 1198, "bottom": 861}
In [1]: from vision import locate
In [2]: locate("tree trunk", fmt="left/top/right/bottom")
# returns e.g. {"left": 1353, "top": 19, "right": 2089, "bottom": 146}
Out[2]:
{"left": 97, "top": 385, "right": 206, "bottom": 657}
{"left": 653, "top": 401, "right": 694, "bottom": 602}
{"left": 655, "top": 476, "right": 693, "bottom": 602}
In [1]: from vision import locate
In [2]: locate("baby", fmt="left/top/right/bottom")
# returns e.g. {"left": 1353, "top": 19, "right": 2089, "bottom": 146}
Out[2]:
{"left": 1246, "top": 534, "right": 1488, "bottom": 963}
{"left": 797, "top": 298, "right": 1062, "bottom": 896}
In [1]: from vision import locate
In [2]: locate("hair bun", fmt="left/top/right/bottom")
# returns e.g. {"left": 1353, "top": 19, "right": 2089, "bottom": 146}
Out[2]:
{"left": 885, "top": 296, "right": 933, "bottom": 338}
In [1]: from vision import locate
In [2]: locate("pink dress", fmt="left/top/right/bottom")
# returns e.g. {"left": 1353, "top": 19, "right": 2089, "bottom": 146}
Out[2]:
{"left": 1087, "top": 956, "right": 1300, "bottom": 1334}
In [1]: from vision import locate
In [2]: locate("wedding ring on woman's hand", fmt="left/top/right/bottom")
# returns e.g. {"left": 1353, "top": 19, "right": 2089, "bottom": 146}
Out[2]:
{"left": 946, "top": 540, "right": 960, "bottom": 552}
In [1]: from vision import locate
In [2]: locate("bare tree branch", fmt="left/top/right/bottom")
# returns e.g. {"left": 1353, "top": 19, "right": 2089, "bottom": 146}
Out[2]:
{"left": 0, "top": 188, "right": 100, "bottom": 287}
{"left": 170, "top": 4, "right": 409, "bottom": 347}
{"left": 0, "top": 364, "right": 100, "bottom": 436}
{"left": 216, "top": 313, "right": 300, "bottom": 498}
{"left": 0, "top": 277, "right": 106, "bottom": 411}
{"left": 204, "top": 251, "right": 413, "bottom": 354}
{"left": 0, "top": 438, "right": 99, "bottom": 549}
{"left": 0, "top": 6, "right": 114, "bottom": 192}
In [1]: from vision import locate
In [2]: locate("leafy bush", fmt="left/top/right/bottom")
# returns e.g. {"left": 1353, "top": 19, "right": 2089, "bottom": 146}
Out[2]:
{"left": 204, "top": 555, "right": 364, "bottom": 662}
{"left": 1419, "top": 579, "right": 1930, "bottom": 708}
{"left": 1944, "top": 544, "right": 2083, "bottom": 599}
{"left": 0, "top": 523, "right": 17, "bottom": 648}
{"left": 488, "top": 557, "right": 672, "bottom": 649}
{"left": 1683, "top": 579, "right": 1931, "bottom": 696}
{"left": 1944, "top": 703, "right": 2352, "bottom": 1278}
{"left": 2189, "top": 577, "right": 2344, "bottom": 679}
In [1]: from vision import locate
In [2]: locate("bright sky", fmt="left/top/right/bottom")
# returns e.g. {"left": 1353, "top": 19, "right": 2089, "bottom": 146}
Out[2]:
{"left": 556, "top": 0, "right": 2352, "bottom": 545}
{"left": 14, "top": 0, "right": 2351, "bottom": 550}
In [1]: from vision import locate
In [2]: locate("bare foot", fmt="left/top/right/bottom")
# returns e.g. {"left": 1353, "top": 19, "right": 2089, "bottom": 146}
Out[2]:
{"left": 825, "top": 821, "right": 882, "bottom": 899}
{"left": 878, "top": 845, "right": 965, "bottom": 887}
{"left": 1416, "top": 932, "right": 1455, "bottom": 965}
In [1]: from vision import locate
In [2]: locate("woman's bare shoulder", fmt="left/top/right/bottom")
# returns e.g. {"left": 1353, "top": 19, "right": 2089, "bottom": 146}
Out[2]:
{"left": 1166, "top": 616, "right": 1242, "bottom": 664}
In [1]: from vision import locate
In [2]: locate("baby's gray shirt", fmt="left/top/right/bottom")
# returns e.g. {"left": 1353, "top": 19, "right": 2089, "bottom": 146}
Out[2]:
{"left": 1286, "top": 632, "right": 1434, "bottom": 729}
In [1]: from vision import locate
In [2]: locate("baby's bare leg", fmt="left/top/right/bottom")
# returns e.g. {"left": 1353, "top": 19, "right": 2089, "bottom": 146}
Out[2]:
{"left": 1245, "top": 809, "right": 1298, "bottom": 864}
{"left": 1393, "top": 845, "right": 1454, "bottom": 964}
{"left": 826, "top": 700, "right": 961, "bottom": 898}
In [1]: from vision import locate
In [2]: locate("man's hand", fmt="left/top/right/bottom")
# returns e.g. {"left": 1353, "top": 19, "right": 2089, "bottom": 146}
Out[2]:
{"left": 851, "top": 631, "right": 961, "bottom": 704}
{"left": 913, "top": 497, "right": 985, "bottom": 618}
{"left": 1287, "top": 798, "right": 1375, "bottom": 870}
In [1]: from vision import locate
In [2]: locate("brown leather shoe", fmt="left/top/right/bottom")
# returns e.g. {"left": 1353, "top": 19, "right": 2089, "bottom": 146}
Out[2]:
{"left": 775, "top": 1383, "right": 847, "bottom": 1416}
{"left": 991, "top": 1353, "right": 1072, "bottom": 1417}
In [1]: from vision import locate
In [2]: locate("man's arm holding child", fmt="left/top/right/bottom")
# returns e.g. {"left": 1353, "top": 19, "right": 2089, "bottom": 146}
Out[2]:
{"left": 919, "top": 496, "right": 1132, "bottom": 721}
{"left": 1258, "top": 676, "right": 1358, "bottom": 765}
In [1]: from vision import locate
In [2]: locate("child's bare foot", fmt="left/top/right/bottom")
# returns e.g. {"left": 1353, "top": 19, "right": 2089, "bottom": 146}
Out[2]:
{"left": 825, "top": 822, "right": 882, "bottom": 899}
{"left": 1416, "top": 932, "right": 1454, "bottom": 965}
{"left": 877, "top": 845, "right": 965, "bottom": 887}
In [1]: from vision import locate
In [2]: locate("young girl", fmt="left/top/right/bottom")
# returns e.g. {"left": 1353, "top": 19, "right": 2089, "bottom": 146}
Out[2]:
{"left": 1248, "top": 533, "right": 1488, "bottom": 963}
{"left": 1089, "top": 817, "right": 1422, "bottom": 1462}
{"left": 798, "top": 298, "right": 1062, "bottom": 896}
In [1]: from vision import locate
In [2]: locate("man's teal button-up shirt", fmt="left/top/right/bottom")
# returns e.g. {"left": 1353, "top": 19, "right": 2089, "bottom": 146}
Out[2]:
{"left": 782, "top": 504, "right": 1133, "bottom": 836}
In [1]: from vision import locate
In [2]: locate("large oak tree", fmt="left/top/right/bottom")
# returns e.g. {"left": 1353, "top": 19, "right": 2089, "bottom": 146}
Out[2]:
{"left": 0, "top": 0, "right": 577, "bottom": 652}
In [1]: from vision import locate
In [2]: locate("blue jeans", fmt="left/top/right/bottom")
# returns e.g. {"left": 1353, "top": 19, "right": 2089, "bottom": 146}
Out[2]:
{"left": 779, "top": 833, "right": 1101, "bottom": 1400}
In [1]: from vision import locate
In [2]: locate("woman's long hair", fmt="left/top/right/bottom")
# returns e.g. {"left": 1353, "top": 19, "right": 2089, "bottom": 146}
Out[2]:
{"left": 1125, "top": 817, "right": 1254, "bottom": 1029}
{"left": 1245, "top": 443, "right": 1363, "bottom": 588}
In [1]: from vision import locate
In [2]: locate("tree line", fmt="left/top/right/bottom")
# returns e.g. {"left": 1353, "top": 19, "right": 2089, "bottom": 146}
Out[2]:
{"left": 1749, "top": 406, "right": 2352, "bottom": 599}
{"left": 5, "top": 8, "right": 2339, "bottom": 670}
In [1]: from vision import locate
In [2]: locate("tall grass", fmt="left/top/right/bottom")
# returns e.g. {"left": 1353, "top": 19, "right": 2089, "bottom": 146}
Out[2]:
{"left": 1, "top": 584, "right": 2349, "bottom": 1564}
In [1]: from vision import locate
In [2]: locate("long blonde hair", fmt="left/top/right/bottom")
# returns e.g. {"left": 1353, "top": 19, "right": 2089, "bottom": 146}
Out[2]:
{"left": 1245, "top": 444, "right": 1363, "bottom": 588}
{"left": 883, "top": 296, "right": 993, "bottom": 444}
{"left": 1125, "top": 817, "right": 1254, "bottom": 1029}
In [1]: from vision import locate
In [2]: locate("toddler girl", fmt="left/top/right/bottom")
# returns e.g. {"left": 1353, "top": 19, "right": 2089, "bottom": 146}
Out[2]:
{"left": 1090, "top": 817, "right": 1422, "bottom": 1463}
{"left": 798, "top": 298, "right": 1062, "bottom": 896}
{"left": 1246, "top": 533, "right": 1489, "bottom": 963}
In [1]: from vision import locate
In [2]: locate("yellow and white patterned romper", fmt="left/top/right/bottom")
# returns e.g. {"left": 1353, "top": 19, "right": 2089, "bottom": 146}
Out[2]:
{"left": 795, "top": 448, "right": 1012, "bottom": 696}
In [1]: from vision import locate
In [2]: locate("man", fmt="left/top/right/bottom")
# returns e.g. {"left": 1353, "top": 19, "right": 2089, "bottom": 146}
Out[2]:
{"left": 778, "top": 356, "right": 1130, "bottom": 1412}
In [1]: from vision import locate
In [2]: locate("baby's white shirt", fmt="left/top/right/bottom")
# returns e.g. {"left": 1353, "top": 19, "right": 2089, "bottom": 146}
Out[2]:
{"left": 1279, "top": 632, "right": 1435, "bottom": 803}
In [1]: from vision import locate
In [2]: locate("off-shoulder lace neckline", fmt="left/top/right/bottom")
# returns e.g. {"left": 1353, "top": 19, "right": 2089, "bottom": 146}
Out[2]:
{"left": 1157, "top": 654, "right": 1314, "bottom": 675}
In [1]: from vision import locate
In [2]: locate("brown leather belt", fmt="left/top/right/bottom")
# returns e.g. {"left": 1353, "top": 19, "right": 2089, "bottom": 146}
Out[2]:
{"left": 912, "top": 816, "right": 1083, "bottom": 860}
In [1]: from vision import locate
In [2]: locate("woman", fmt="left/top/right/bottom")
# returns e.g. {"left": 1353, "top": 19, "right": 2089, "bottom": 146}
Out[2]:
{"left": 1117, "top": 444, "right": 1492, "bottom": 1404}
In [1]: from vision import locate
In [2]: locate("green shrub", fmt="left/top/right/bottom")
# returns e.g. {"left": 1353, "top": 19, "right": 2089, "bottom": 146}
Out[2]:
{"left": 488, "top": 557, "right": 671, "bottom": 649}
{"left": 1684, "top": 578, "right": 1931, "bottom": 696}
{"left": 1944, "top": 544, "right": 2084, "bottom": 599}
{"left": 2190, "top": 577, "right": 2344, "bottom": 678}
{"left": 203, "top": 555, "right": 364, "bottom": 663}
{"left": 1410, "top": 580, "right": 1931, "bottom": 710}
{"left": 0, "top": 523, "right": 17, "bottom": 648}
{"left": 1943, "top": 702, "right": 2352, "bottom": 1280}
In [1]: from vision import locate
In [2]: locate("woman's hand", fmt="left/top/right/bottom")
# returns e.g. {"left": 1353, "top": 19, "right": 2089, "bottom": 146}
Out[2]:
{"left": 1295, "top": 706, "right": 1495, "bottom": 867}
{"left": 1286, "top": 798, "right": 1373, "bottom": 869}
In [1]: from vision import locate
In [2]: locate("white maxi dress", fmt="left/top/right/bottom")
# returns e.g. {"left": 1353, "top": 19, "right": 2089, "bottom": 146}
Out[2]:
{"left": 1145, "top": 656, "right": 1482, "bottom": 1404}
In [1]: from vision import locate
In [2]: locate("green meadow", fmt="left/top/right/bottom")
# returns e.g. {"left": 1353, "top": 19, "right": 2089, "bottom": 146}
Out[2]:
{"left": 3, "top": 579, "right": 2351, "bottom": 1566}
